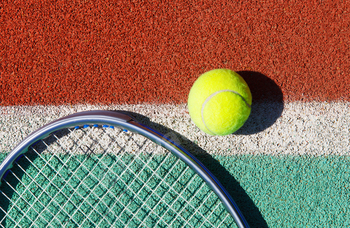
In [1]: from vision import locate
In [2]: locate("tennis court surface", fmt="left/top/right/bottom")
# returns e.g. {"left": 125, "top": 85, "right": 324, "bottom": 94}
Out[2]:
{"left": 1, "top": 1, "right": 349, "bottom": 227}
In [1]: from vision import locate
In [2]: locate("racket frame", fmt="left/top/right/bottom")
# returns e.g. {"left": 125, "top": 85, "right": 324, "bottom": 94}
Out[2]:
{"left": 0, "top": 110, "right": 249, "bottom": 228}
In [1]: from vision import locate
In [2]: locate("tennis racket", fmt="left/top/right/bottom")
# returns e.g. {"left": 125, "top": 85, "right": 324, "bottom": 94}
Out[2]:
{"left": 0, "top": 110, "right": 249, "bottom": 228}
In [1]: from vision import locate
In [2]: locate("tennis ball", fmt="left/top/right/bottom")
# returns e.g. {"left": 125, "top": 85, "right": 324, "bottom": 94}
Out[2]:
{"left": 188, "top": 69, "right": 252, "bottom": 136}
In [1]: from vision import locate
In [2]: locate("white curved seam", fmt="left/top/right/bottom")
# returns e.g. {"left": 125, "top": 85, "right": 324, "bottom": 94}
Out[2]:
{"left": 201, "top": 89, "right": 251, "bottom": 135}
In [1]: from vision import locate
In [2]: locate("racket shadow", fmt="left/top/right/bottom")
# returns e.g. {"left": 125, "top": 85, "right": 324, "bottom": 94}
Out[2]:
{"left": 119, "top": 111, "right": 269, "bottom": 228}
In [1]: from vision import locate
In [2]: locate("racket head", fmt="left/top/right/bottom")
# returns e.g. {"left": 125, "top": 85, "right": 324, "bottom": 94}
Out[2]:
{"left": 0, "top": 110, "right": 249, "bottom": 228}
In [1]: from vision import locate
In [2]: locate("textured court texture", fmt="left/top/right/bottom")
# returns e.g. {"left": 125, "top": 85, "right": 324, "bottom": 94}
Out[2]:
{"left": 0, "top": 125, "right": 235, "bottom": 228}
{"left": 0, "top": 1, "right": 349, "bottom": 105}
{"left": 1, "top": 1, "right": 349, "bottom": 227}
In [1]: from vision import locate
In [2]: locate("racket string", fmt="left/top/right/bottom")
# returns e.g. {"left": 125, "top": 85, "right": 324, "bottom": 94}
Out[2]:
{"left": 109, "top": 134, "right": 220, "bottom": 227}
{"left": 118, "top": 150, "right": 191, "bottom": 227}
{"left": 0, "top": 125, "right": 236, "bottom": 227}
{"left": 63, "top": 128, "right": 124, "bottom": 226}
{"left": 84, "top": 127, "right": 152, "bottom": 227}
{"left": 102, "top": 133, "right": 186, "bottom": 226}
{"left": 80, "top": 127, "right": 216, "bottom": 227}
{"left": 0, "top": 173, "right": 53, "bottom": 228}
{"left": 36, "top": 137, "right": 111, "bottom": 227}
{"left": 65, "top": 127, "right": 167, "bottom": 225}
{"left": 26, "top": 146, "right": 106, "bottom": 227}
{"left": 3, "top": 129, "right": 118, "bottom": 227}
{"left": 7, "top": 154, "right": 72, "bottom": 227}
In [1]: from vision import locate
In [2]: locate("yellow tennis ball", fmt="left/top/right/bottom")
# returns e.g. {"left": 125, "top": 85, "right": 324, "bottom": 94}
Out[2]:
{"left": 188, "top": 69, "right": 252, "bottom": 136}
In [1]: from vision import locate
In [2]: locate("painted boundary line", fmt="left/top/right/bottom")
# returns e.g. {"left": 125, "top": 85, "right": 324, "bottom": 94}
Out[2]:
{"left": 0, "top": 101, "right": 349, "bottom": 156}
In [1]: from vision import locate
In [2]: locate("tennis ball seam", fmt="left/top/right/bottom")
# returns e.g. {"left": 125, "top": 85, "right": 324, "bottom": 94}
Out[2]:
{"left": 201, "top": 89, "right": 251, "bottom": 135}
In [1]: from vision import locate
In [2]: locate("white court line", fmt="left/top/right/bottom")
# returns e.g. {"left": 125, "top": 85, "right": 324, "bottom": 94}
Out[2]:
{"left": 0, "top": 101, "right": 349, "bottom": 156}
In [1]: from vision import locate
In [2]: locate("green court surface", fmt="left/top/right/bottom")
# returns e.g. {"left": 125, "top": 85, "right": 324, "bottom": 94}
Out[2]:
{"left": 1, "top": 152, "right": 349, "bottom": 227}
{"left": 201, "top": 154, "right": 350, "bottom": 227}
{"left": 0, "top": 152, "right": 236, "bottom": 228}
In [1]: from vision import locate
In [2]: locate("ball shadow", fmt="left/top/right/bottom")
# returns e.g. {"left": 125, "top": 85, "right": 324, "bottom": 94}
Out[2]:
{"left": 235, "top": 71, "right": 284, "bottom": 135}
{"left": 119, "top": 110, "right": 269, "bottom": 228}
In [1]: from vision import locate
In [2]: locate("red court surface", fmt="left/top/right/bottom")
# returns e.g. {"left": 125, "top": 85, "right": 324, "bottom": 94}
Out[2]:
{"left": 1, "top": 2, "right": 350, "bottom": 227}
{"left": 1, "top": 0, "right": 349, "bottom": 105}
